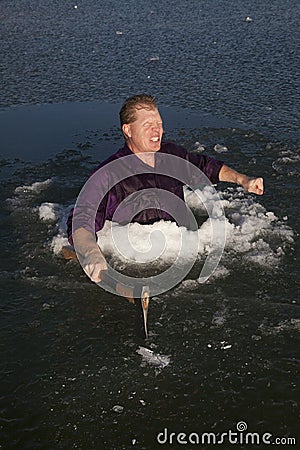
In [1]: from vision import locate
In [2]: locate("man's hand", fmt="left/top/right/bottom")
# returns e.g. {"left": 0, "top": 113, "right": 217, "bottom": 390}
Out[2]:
{"left": 82, "top": 249, "right": 135, "bottom": 303}
{"left": 72, "top": 228, "right": 134, "bottom": 302}
{"left": 81, "top": 250, "right": 108, "bottom": 283}
{"left": 240, "top": 176, "right": 264, "bottom": 195}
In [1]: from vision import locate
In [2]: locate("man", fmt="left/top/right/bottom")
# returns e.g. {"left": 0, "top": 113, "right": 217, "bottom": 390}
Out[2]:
{"left": 67, "top": 94, "right": 263, "bottom": 284}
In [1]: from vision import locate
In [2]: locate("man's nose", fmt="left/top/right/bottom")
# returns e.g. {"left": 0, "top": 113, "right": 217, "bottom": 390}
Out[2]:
{"left": 153, "top": 122, "right": 162, "bottom": 131}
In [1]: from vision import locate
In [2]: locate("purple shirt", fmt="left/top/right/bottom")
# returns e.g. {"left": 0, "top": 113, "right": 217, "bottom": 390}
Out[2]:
{"left": 67, "top": 142, "right": 223, "bottom": 245}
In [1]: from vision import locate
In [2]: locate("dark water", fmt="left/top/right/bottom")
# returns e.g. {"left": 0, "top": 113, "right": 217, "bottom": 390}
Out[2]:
{"left": 1, "top": 0, "right": 299, "bottom": 140}
{"left": 0, "top": 1, "right": 299, "bottom": 449}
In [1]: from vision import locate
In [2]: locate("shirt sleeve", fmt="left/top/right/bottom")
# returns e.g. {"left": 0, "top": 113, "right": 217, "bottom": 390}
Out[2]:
{"left": 67, "top": 166, "right": 109, "bottom": 246}
{"left": 187, "top": 152, "right": 224, "bottom": 184}
{"left": 163, "top": 142, "right": 224, "bottom": 185}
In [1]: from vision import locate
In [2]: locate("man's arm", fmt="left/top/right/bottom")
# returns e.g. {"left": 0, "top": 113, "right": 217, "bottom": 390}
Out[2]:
{"left": 73, "top": 227, "right": 135, "bottom": 301}
{"left": 219, "top": 165, "right": 264, "bottom": 195}
{"left": 73, "top": 227, "right": 107, "bottom": 283}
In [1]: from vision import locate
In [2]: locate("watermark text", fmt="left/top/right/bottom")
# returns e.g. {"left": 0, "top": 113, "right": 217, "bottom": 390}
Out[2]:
{"left": 157, "top": 421, "right": 296, "bottom": 446}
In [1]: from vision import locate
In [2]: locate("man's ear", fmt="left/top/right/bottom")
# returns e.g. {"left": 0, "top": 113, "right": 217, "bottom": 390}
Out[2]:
{"left": 122, "top": 124, "right": 131, "bottom": 139}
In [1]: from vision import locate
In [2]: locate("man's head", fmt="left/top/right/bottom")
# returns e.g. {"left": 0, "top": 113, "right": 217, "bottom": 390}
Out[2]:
{"left": 120, "top": 94, "right": 158, "bottom": 128}
{"left": 119, "top": 94, "right": 164, "bottom": 154}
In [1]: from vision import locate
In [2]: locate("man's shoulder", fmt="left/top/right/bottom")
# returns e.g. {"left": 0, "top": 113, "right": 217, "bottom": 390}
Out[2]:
{"left": 90, "top": 145, "right": 129, "bottom": 175}
{"left": 160, "top": 141, "right": 187, "bottom": 157}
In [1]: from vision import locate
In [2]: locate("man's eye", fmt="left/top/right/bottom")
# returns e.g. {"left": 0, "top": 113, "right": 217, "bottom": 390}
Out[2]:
{"left": 143, "top": 122, "right": 163, "bottom": 127}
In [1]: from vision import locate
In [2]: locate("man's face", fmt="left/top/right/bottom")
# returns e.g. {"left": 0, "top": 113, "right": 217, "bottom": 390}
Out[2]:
{"left": 123, "top": 107, "right": 164, "bottom": 153}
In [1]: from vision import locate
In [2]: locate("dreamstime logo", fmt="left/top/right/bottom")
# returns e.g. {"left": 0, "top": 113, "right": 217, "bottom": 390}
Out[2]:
{"left": 236, "top": 421, "right": 247, "bottom": 432}
{"left": 156, "top": 421, "right": 297, "bottom": 446}
{"left": 72, "top": 152, "right": 227, "bottom": 297}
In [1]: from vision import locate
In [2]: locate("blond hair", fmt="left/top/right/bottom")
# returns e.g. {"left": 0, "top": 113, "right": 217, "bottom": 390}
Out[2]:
{"left": 119, "top": 94, "right": 158, "bottom": 128}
